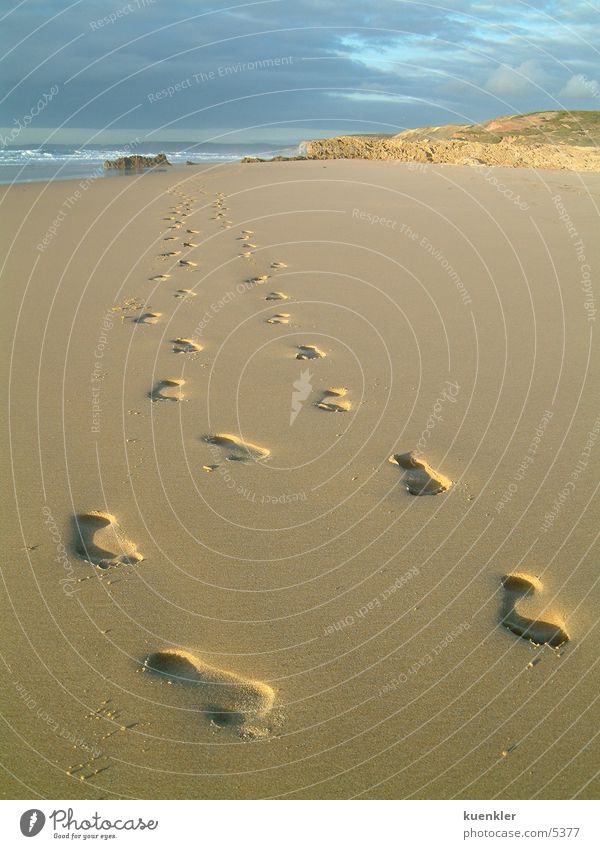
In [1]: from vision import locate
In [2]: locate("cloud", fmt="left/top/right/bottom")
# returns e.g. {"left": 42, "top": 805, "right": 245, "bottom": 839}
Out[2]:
{"left": 328, "top": 92, "right": 421, "bottom": 103}
{"left": 485, "top": 60, "right": 548, "bottom": 96}
{"left": 1, "top": 1, "right": 599, "bottom": 142}
{"left": 559, "top": 73, "right": 599, "bottom": 99}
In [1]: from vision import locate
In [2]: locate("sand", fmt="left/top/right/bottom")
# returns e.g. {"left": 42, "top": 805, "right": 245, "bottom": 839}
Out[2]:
{"left": 1, "top": 159, "right": 599, "bottom": 799}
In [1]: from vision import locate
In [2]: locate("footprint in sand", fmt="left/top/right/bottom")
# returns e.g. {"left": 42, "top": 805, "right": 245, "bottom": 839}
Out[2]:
{"left": 266, "top": 313, "right": 290, "bottom": 325}
{"left": 74, "top": 511, "right": 143, "bottom": 568}
{"left": 149, "top": 274, "right": 171, "bottom": 281}
{"left": 500, "top": 574, "right": 569, "bottom": 648}
{"left": 174, "top": 289, "right": 196, "bottom": 299}
{"left": 316, "top": 387, "right": 351, "bottom": 412}
{"left": 389, "top": 451, "right": 451, "bottom": 495}
{"left": 296, "top": 344, "right": 325, "bottom": 360}
{"left": 143, "top": 648, "right": 274, "bottom": 735}
{"left": 160, "top": 251, "right": 181, "bottom": 258}
{"left": 178, "top": 260, "right": 198, "bottom": 268}
{"left": 150, "top": 378, "right": 186, "bottom": 402}
{"left": 204, "top": 433, "right": 270, "bottom": 462}
{"left": 270, "top": 261, "right": 288, "bottom": 269}
{"left": 163, "top": 236, "right": 178, "bottom": 241}
{"left": 265, "top": 291, "right": 289, "bottom": 301}
{"left": 172, "top": 337, "right": 203, "bottom": 354}
{"left": 182, "top": 241, "right": 199, "bottom": 248}
{"left": 243, "top": 242, "right": 258, "bottom": 249}
{"left": 248, "top": 275, "right": 269, "bottom": 284}
{"left": 134, "top": 311, "right": 162, "bottom": 325}
{"left": 186, "top": 229, "right": 200, "bottom": 234}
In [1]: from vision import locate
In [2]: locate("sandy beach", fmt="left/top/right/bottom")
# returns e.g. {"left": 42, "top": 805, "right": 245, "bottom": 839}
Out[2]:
{"left": 1, "top": 159, "right": 599, "bottom": 800}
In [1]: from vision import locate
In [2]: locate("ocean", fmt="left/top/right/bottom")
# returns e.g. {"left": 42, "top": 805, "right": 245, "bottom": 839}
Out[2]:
{"left": 0, "top": 141, "right": 300, "bottom": 184}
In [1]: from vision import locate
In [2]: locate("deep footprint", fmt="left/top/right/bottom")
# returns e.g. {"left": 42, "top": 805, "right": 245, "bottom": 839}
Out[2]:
{"left": 144, "top": 648, "right": 274, "bottom": 733}
{"left": 73, "top": 511, "right": 143, "bottom": 568}
{"left": 316, "top": 387, "right": 351, "bottom": 412}
{"left": 501, "top": 573, "right": 569, "bottom": 648}
{"left": 134, "top": 311, "right": 161, "bottom": 325}
{"left": 266, "top": 313, "right": 290, "bottom": 325}
{"left": 389, "top": 451, "right": 451, "bottom": 495}
{"left": 204, "top": 433, "right": 270, "bottom": 462}
{"left": 296, "top": 344, "right": 326, "bottom": 360}
{"left": 150, "top": 378, "right": 186, "bottom": 401}
{"left": 172, "top": 337, "right": 203, "bottom": 353}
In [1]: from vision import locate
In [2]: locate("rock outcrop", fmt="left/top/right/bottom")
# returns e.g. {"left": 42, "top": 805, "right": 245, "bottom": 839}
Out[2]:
{"left": 104, "top": 153, "right": 171, "bottom": 170}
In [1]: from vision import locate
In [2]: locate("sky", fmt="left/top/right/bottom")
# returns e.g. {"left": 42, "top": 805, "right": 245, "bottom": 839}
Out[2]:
{"left": 0, "top": 0, "right": 599, "bottom": 146}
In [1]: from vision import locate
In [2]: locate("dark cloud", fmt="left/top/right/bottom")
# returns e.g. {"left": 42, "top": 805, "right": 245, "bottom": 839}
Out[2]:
{"left": 1, "top": 0, "right": 598, "bottom": 142}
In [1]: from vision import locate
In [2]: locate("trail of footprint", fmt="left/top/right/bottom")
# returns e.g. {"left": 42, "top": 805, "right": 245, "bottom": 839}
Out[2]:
{"left": 74, "top": 511, "right": 143, "bottom": 568}
{"left": 389, "top": 451, "right": 451, "bottom": 495}
{"left": 134, "top": 311, "right": 161, "bottom": 325}
{"left": 501, "top": 574, "right": 569, "bottom": 647}
{"left": 172, "top": 337, "right": 203, "bottom": 353}
{"left": 204, "top": 433, "right": 270, "bottom": 462}
{"left": 265, "top": 291, "right": 289, "bottom": 301}
{"left": 266, "top": 313, "right": 290, "bottom": 325}
{"left": 297, "top": 344, "right": 325, "bottom": 360}
{"left": 150, "top": 378, "right": 186, "bottom": 402}
{"left": 316, "top": 387, "right": 351, "bottom": 412}
{"left": 143, "top": 648, "right": 274, "bottom": 734}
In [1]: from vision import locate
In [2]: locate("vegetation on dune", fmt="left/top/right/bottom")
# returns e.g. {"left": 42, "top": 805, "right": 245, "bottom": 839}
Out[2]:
{"left": 394, "top": 110, "right": 600, "bottom": 147}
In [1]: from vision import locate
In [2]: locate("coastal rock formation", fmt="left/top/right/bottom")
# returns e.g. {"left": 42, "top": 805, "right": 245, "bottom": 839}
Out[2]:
{"left": 104, "top": 153, "right": 171, "bottom": 170}
{"left": 303, "top": 135, "right": 600, "bottom": 171}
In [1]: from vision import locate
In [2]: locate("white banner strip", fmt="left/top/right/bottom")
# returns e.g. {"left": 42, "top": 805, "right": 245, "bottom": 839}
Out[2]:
{"left": 0, "top": 799, "right": 598, "bottom": 848}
